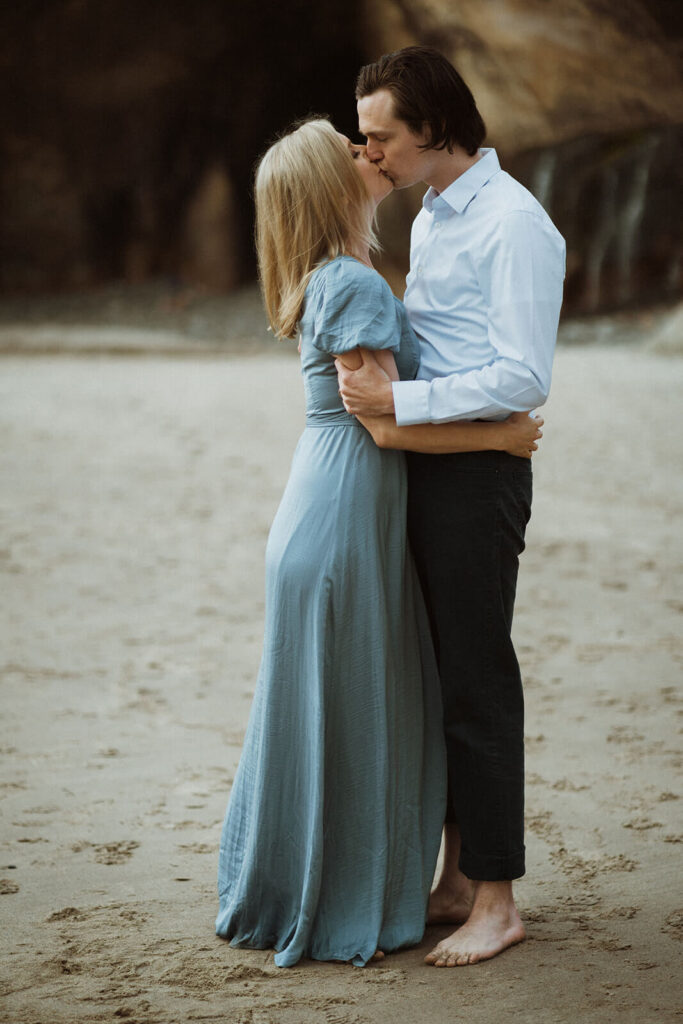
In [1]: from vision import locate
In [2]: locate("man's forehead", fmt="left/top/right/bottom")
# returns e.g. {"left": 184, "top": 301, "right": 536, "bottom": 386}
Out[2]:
{"left": 357, "top": 90, "right": 397, "bottom": 130}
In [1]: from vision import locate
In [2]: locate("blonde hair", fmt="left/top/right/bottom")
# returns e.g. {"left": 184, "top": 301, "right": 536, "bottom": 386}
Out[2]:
{"left": 255, "top": 118, "right": 378, "bottom": 340}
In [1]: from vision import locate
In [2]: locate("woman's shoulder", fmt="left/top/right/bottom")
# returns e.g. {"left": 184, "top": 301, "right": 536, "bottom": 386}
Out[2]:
{"left": 309, "top": 256, "right": 391, "bottom": 299}
{"left": 304, "top": 257, "right": 401, "bottom": 354}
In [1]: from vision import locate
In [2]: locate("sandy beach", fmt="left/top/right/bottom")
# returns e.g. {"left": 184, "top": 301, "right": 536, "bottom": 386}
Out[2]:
{"left": 1, "top": 317, "right": 682, "bottom": 1023}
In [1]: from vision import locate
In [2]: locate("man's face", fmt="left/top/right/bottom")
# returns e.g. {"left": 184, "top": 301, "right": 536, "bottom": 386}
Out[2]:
{"left": 357, "top": 89, "right": 432, "bottom": 189}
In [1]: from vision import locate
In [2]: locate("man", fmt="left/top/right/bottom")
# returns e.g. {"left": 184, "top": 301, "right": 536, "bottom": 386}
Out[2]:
{"left": 337, "top": 46, "right": 565, "bottom": 966}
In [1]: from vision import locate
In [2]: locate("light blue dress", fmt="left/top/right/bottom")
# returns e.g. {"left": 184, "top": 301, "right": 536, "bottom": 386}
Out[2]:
{"left": 216, "top": 257, "right": 446, "bottom": 967}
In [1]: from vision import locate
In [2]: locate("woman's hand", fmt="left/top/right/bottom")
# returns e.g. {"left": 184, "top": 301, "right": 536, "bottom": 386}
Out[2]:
{"left": 501, "top": 412, "right": 544, "bottom": 459}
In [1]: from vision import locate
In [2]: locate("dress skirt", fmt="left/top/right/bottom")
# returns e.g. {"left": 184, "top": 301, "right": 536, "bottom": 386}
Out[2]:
{"left": 216, "top": 419, "right": 446, "bottom": 967}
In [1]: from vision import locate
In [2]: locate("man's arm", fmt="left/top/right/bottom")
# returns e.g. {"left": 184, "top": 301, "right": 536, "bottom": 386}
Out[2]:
{"left": 357, "top": 411, "right": 543, "bottom": 458}
{"left": 335, "top": 349, "right": 543, "bottom": 458}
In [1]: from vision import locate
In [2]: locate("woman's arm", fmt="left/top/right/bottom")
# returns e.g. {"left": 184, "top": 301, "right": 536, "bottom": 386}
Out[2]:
{"left": 336, "top": 348, "right": 543, "bottom": 459}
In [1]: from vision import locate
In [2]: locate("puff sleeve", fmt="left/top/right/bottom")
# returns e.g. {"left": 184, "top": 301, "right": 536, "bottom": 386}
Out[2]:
{"left": 311, "top": 259, "right": 401, "bottom": 355}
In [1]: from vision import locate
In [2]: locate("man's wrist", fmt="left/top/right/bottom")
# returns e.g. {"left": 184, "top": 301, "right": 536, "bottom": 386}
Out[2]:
{"left": 382, "top": 381, "right": 396, "bottom": 416}
{"left": 392, "top": 379, "right": 431, "bottom": 426}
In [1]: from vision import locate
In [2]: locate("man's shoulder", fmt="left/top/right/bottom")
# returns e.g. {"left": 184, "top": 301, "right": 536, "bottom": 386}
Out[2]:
{"left": 485, "top": 170, "right": 547, "bottom": 218}
{"left": 478, "top": 172, "right": 565, "bottom": 259}
{"left": 481, "top": 168, "right": 561, "bottom": 229}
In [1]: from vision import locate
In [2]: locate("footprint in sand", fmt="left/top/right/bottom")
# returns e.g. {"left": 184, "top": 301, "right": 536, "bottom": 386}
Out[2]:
{"left": 0, "top": 780, "right": 28, "bottom": 793}
{"left": 599, "top": 906, "right": 639, "bottom": 920}
{"left": 159, "top": 957, "right": 277, "bottom": 993}
{"left": 551, "top": 850, "right": 638, "bottom": 882}
{"left": 324, "top": 1010, "right": 370, "bottom": 1024}
{"left": 46, "top": 907, "right": 90, "bottom": 922}
{"left": 71, "top": 840, "right": 139, "bottom": 864}
{"left": 551, "top": 778, "right": 589, "bottom": 792}
{"left": 231, "top": 1012, "right": 279, "bottom": 1024}
{"left": 54, "top": 956, "right": 82, "bottom": 976}
{"left": 662, "top": 909, "right": 683, "bottom": 940}
{"left": 576, "top": 643, "right": 620, "bottom": 664}
{"left": 0, "top": 878, "right": 20, "bottom": 894}
{"left": 522, "top": 907, "right": 553, "bottom": 924}
{"left": 362, "top": 968, "right": 406, "bottom": 985}
{"left": 541, "top": 633, "right": 570, "bottom": 654}
{"left": 526, "top": 810, "right": 563, "bottom": 845}
{"left": 607, "top": 727, "right": 645, "bottom": 744}
{"left": 622, "top": 817, "right": 663, "bottom": 831}
{"left": 588, "top": 934, "right": 633, "bottom": 951}
{"left": 93, "top": 841, "right": 139, "bottom": 864}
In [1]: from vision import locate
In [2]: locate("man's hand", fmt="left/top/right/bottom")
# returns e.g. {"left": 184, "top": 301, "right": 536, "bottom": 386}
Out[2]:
{"left": 335, "top": 356, "right": 395, "bottom": 417}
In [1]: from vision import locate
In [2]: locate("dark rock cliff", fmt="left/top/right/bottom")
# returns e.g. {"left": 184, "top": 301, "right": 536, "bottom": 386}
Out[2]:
{"left": 1, "top": 0, "right": 364, "bottom": 292}
{"left": 1, "top": 0, "right": 681, "bottom": 313}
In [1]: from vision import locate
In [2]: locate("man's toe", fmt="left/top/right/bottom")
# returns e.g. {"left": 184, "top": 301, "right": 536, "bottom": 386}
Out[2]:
{"left": 424, "top": 943, "right": 445, "bottom": 964}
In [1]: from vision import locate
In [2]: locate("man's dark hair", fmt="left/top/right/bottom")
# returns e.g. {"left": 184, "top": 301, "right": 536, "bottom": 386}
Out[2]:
{"left": 355, "top": 46, "right": 486, "bottom": 155}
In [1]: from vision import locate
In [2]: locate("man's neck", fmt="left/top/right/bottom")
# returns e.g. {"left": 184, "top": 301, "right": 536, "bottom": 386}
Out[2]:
{"left": 425, "top": 147, "right": 482, "bottom": 195}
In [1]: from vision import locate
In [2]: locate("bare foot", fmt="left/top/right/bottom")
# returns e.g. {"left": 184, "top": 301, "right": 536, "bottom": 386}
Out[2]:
{"left": 427, "top": 877, "right": 475, "bottom": 925}
{"left": 425, "top": 882, "right": 525, "bottom": 966}
{"left": 427, "top": 824, "right": 475, "bottom": 924}
{"left": 332, "top": 950, "right": 385, "bottom": 965}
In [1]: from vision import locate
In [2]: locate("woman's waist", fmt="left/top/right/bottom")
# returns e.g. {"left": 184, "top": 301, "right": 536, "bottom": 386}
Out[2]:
{"left": 305, "top": 410, "right": 364, "bottom": 427}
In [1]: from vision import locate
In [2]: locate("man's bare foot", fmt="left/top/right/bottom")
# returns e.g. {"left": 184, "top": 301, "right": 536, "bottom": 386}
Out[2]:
{"left": 427, "top": 823, "right": 475, "bottom": 924}
{"left": 425, "top": 881, "right": 525, "bottom": 966}
{"left": 427, "top": 876, "right": 475, "bottom": 925}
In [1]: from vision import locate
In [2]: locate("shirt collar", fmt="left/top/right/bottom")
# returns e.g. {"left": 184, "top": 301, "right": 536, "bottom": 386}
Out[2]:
{"left": 422, "top": 148, "right": 501, "bottom": 217}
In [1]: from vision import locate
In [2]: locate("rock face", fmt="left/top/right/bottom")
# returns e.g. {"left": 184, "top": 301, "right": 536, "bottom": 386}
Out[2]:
{"left": 0, "top": 0, "right": 364, "bottom": 292}
{"left": 364, "top": 0, "right": 683, "bottom": 152}
{"left": 1, "top": 0, "right": 681, "bottom": 313}
{"left": 365, "top": 0, "right": 683, "bottom": 311}
{"left": 507, "top": 128, "right": 681, "bottom": 312}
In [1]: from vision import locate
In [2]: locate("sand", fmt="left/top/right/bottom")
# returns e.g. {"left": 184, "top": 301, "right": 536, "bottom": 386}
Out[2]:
{"left": 1, "top": 323, "right": 682, "bottom": 1023}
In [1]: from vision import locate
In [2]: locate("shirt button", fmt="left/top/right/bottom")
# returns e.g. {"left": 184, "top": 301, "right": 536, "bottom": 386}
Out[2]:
{"left": 417, "top": 266, "right": 423, "bottom": 276}
{"left": 435, "top": 222, "right": 441, "bottom": 230}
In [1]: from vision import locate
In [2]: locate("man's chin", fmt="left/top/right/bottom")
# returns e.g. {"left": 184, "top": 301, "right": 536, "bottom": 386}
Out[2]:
{"left": 384, "top": 173, "right": 416, "bottom": 191}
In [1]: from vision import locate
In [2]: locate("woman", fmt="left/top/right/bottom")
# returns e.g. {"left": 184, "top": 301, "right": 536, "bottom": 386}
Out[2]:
{"left": 216, "top": 119, "right": 542, "bottom": 967}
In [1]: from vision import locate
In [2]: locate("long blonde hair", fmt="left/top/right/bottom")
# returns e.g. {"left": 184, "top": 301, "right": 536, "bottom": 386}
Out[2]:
{"left": 254, "top": 118, "right": 378, "bottom": 340}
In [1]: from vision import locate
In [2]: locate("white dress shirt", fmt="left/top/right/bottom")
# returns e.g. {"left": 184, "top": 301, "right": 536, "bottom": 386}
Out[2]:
{"left": 392, "top": 148, "right": 566, "bottom": 425}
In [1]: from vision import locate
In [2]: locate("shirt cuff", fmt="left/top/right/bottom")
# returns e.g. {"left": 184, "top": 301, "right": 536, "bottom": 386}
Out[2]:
{"left": 392, "top": 379, "right": 431, "bottom": 426}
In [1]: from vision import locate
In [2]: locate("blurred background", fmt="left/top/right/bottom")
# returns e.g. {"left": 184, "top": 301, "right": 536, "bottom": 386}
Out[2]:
{"left": 1, "top": 0, "right": 681, "bottom": 326}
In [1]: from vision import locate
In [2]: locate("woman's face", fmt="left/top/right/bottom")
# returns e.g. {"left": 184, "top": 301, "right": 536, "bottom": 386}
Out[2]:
{"left": 338, "top": 133, "right": 393, "bottom": 205}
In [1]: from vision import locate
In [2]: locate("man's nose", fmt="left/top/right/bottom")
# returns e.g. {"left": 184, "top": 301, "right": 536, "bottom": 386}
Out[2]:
{"left": 366, "top": 141, "right": 382, "bottom": 162}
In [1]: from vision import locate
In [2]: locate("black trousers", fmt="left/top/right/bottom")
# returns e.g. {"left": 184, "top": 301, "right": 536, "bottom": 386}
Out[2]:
{"left": 406, "top": 449, "right": 532, "bottom": 881}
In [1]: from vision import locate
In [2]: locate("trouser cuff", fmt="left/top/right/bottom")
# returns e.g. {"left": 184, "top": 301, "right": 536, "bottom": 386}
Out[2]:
{"left": 459, "top": 847, "right": 526, "bottom": 882}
